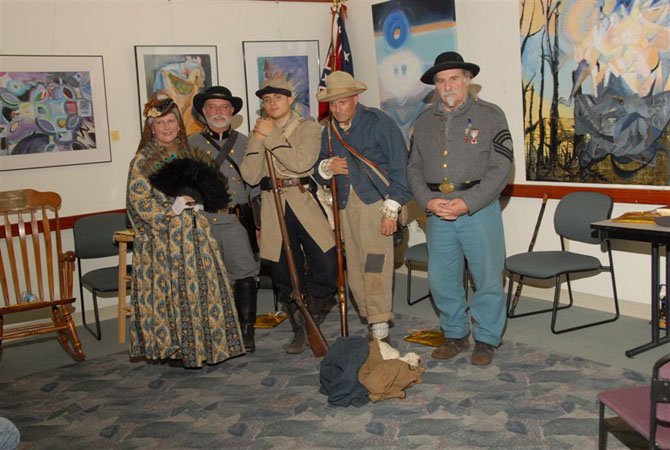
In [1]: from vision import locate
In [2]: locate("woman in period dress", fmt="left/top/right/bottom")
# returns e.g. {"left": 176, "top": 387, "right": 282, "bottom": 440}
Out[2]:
{"left": 126, "top": 95, "right": 244, "bottom": 368}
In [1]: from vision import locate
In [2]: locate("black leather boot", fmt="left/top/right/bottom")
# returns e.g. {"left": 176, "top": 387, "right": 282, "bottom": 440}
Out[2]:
{"left": 283, "top": 297, "right": 308, "bottom": 354}
{"left": 306, "top": 293, "right": 337, "bottom": 326}
{"left": 234, "top": 276, "right": 258, "bottom": 353}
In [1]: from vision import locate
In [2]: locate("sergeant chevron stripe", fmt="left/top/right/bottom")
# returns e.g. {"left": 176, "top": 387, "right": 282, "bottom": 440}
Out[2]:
{"left": 492, "top": 130, "right": 513, "bottom": 162}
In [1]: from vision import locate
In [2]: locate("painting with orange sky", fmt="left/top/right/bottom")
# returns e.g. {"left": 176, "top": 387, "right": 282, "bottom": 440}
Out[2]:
{"left": 519, "top": 0, "right": 669, "bottom": 185}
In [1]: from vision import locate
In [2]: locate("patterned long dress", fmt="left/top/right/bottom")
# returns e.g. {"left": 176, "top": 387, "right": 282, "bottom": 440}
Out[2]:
{"left": 126, "top": 143, "right": 244, "bottom": 368}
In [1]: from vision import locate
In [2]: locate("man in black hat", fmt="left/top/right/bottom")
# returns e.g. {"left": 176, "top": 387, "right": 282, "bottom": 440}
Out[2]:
{"left": 189, "top": 86, "right": 260, "bottom": 353}
{"left": 240, "top": 78, "right": 337, "bottom": 355}
{"left": 407, "top": 52, "right": 514, "bottom": 366}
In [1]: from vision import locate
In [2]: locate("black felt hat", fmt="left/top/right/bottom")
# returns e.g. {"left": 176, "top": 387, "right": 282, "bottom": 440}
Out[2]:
{"left": 420, "top": 51, "right": 480, "bottom": 85}
{"left": 193, "top": 86, "right": 243, "bottom": 117}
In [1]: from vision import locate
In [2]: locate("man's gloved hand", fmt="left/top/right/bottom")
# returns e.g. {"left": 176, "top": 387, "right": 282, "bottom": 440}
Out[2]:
{"left": 193, "top": 203, "right": 204, "bottom": 212}
{"left": 171, "top": 196, "right": 194, "bottom": 216}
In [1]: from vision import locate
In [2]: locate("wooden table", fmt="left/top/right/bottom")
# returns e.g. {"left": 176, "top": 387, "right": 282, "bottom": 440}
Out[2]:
{"left": 591, "top": 219, "right": 670, "bottom": 357}
{"left": 113, "top": 229, "right": 134, "bottom": 343}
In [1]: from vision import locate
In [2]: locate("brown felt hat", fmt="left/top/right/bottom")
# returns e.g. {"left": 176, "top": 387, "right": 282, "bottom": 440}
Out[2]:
{"left": 316, "top": 71, "right": 367, "bottom": 102}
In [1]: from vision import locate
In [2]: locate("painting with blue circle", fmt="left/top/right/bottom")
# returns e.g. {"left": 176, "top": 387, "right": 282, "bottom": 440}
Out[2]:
{"left": 372, "top": 0, "right": 457, "bottom": 145}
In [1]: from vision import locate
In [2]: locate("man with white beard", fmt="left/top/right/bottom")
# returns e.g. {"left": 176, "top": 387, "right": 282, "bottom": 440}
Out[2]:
{"left": 407, "top": 52, "right": 513, "bottom": 366}
{"left": 189, "top": 86, "right": 260, "bottom": 353}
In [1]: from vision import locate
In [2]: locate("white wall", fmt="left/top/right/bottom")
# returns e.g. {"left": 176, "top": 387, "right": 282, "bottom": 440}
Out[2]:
{"left": 1, "top": 0, "right": 666, "bottom": 317}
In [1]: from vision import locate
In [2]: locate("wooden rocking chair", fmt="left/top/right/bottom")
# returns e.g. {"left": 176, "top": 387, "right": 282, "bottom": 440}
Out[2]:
{"left": 0, "top": 189, "right": 85, "bottom": 362}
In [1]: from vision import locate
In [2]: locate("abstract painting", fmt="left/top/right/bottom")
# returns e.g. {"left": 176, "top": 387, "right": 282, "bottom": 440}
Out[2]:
{"left": 0, "top": 55, "right": 111, "bottom": 171}
{"left": 242, "top": 40, "right": 320, "bottom": 132}
{"left": 134, "top": 45, "right": 218, "bottom": 136}
{"left": 372, "top": 0, "right": 457, "bottom": 145}
{"left": 520, "top": 0, "right": 669, "bottom": 186}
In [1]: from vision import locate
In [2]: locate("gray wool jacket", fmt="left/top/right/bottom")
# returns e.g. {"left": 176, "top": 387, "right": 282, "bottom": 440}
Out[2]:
{"left": 407, "top": 95, "right": 514, "bottom": 214}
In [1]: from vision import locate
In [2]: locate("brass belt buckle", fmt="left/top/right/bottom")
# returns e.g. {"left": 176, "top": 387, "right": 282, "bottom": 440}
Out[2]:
{"left": 439, "top": 181, "right": 454, "bottom": 194}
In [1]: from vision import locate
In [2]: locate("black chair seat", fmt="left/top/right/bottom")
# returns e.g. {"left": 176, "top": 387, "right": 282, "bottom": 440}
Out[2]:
{"left": 81, "top": 265, "right": 131, "bottom": 292}
{"left": 506, "top": 251, "right": 601, "bottom": 279}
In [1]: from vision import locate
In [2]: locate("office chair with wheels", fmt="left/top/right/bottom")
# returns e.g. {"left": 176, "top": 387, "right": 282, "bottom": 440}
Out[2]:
{"left": 73, "top": 212, "right": 131, "bottom": 340}
{"left": 505, "top": 191, "right": 620, "bottom": 334}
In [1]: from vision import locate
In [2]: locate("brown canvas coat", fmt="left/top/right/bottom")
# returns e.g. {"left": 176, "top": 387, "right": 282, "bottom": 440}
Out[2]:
{"left": 240, "top": 112, "right": 334, "bottom": 262}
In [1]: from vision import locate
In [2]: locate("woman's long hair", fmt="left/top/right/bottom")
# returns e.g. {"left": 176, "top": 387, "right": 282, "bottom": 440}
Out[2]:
{"left": 137, "top": 95, "right": 189, "bottom": 152}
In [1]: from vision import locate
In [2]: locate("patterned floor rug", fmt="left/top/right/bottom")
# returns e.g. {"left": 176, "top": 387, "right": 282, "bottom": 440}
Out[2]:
{"left": 0, "top": 312, "right": 647, "bottom": 449}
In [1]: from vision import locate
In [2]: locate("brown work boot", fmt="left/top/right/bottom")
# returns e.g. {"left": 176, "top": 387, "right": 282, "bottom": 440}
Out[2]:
{"left": 471, "top": 341, "right": 495, "bottom": 366}
{"left": 431, "top": 335, "right": 470, "bottom": 360}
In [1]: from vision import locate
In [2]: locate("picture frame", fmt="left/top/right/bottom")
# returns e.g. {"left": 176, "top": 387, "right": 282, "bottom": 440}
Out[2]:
{"left": 134, "top": 45, "right": 218, "bottom": 136}
{"left": 242, "top": 40, "right": 320, "bottom": 132}
{"left": 0, "top": 54, "right": 111, "bottom": 172}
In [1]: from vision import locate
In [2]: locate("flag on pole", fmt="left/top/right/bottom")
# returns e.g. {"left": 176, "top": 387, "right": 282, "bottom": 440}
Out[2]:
{"left": 318, "top": 1, "right": 353, "bottom": 121}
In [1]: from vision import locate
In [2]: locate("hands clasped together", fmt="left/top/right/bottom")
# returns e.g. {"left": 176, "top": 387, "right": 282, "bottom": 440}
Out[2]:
{"left": 426, "top": 198, "right": 468, "bottom": 221}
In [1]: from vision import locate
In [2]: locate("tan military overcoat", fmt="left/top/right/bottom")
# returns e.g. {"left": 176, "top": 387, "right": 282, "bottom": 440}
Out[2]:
{"left": 240, "top": 111, "right": 335, "bottom": 262}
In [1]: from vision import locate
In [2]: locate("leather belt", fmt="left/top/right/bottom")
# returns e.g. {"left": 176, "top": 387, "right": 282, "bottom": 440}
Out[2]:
{"left": 260, "top": 176, "right": 310, "bottom": 191}
{"left": 227, "top": 203, "right": 248, "bottom": 215}
{"left": 427, "top": 180, "right": 480, "bottom": 194}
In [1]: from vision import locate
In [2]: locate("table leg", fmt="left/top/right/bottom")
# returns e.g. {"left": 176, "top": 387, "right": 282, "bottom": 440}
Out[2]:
{"left": 117, "top": 241, "right": 127, "bottom": 344}
{"left": 626, "top": 243, "right": 670, "bottom": 357}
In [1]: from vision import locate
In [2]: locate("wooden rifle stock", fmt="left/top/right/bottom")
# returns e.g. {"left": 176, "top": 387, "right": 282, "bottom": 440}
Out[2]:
{"left": 327, "top": 120, "right": 348, "bottom": 336}
{"left": 510, "top": 193, "right": 549, "bottom": 313}
{"left": 264, "top": 148, "right": 329, "bottom": 357}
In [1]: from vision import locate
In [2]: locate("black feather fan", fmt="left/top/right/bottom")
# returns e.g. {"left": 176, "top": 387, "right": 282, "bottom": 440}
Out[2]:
{"left": 149, "top": 157, "right": 231, "bottom": 213}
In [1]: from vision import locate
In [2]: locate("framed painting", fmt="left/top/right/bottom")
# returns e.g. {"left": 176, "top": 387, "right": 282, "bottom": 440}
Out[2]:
{"left": 372, "top": 0, "right": 457, "bottom": 146}
{"left": 242, "top": 40, "right": 320, "bottom": 132}
{"left": 519, "top": 0, "right": 669, "bottom": 188}
{"left": 134, "top": 45, "right": 218, "bottom": 136}
{"left": 0, "top": 55, "right": 111, "bottom": 171}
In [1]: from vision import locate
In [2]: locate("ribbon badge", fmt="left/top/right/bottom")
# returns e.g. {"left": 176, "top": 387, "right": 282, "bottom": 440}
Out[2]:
{"left": 470, "top": 128, "right": 479, "bottom": 145}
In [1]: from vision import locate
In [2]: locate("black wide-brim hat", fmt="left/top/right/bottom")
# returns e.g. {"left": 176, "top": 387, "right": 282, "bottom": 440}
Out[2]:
{"left": 420, "top": 51, "right": 480, "bottom": 85}
{"left": 193, "top": 86, "right": 243, "bottom": 117}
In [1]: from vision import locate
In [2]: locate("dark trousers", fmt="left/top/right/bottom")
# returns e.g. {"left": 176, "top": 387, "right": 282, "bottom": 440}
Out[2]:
{"left": 268, "top": 204, "right": 337, "bottom": 299}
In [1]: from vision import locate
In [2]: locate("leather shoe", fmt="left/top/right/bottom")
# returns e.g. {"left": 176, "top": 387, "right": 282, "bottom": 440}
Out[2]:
{"left": 431, "top": 334, "right": 470, "bottom": 360}
{"left": 471, "top": 341, "right": 495, "bottom": 366}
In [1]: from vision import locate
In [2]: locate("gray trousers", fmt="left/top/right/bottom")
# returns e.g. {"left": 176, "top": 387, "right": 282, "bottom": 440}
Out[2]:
{"left": 208, "top": 213, "right": 259, "bottom": 281}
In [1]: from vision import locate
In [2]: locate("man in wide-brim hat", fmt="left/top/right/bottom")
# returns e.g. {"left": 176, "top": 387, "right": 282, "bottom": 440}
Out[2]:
{"left": 407, "top": 51, "right": 514, "bottom": 366}
{"left": 189, "top": 85, "right": 260, "bottom": 353}
{"left": 314, "top": 71, "right": 412, "bottom": 345}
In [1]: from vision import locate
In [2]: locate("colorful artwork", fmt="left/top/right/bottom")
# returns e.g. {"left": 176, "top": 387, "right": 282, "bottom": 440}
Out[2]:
{"left": 520, "top": 0, "right": 669, "bottom": 186}
{"left": 135, "top": 46, "right": 218, "bottom": 136}
{"left": 242, "top": 40, "right": 320, "bottom": 132}
{"left": 0, "top": 55, "right": 111, "bottom": 171}
{"left": 255, "top": 55, "right": 311, "bottom": 120}
{"left": 372, "top": 0, "right": 457, "bottom": 145}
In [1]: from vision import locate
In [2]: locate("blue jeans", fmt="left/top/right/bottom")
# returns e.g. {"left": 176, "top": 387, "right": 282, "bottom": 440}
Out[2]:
{"left": 0, "top": 417, "right": 19, "bottom": 450}
{"left": 426, "top": 200, "right": 507, "bottom": 346}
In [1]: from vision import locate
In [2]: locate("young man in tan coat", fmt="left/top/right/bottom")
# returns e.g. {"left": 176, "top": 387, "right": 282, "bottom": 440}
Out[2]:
{"left": 240, "top": 78, "right": 337, "bottom": 354}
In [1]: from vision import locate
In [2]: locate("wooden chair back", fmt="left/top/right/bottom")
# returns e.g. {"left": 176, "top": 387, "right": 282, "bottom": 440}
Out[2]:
{"left": 0, "top": 189, "right": 85, "bottom": 362}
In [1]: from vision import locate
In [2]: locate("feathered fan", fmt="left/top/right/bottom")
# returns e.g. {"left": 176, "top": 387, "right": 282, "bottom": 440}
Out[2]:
{"left": 149, "top": 154, "right": 231, "bottom": 213}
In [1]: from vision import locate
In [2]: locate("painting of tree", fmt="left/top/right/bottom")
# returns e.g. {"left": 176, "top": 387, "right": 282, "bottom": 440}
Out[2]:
{"left": 519, "top": 0, "right": 669, "bottom": 186}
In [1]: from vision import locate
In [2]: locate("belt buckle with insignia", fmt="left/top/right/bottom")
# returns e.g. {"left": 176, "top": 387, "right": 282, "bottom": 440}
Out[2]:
{"left": 439, "top": 181, "right": 454, "bottom": 194}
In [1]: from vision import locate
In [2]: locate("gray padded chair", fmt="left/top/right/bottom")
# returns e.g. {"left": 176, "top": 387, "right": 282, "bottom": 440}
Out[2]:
{"left": 73, "top": 212, "right": 131, "bottom": 340}
{"left": 505, "top": 191, "right": 620, "bottom": 334}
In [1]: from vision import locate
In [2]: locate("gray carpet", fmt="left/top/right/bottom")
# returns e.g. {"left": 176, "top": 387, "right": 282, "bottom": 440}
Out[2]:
{"left": 0, "top": 312, "right": 647, "bottom": 449}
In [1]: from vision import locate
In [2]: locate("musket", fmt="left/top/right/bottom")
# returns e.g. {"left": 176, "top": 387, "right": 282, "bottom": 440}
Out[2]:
{"left": 509, "top": 192, "right": 549, "bottom": 314}
{"left": 264, "top": 148, "right": 329, "bottom": 357}
{"left": 327, "top": 120, "right": 349, "bottom": 336}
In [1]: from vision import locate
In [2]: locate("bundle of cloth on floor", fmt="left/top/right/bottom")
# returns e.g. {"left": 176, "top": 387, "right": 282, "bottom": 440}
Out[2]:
{"left": 319, "top": 336, "right": 425, "bottom": 407}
